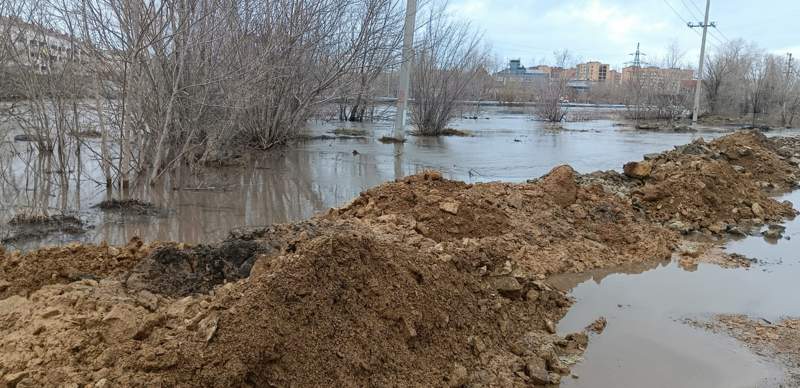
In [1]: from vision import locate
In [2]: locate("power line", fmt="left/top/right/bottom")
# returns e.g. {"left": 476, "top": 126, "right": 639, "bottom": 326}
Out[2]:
{"left": 687, "top": 0, "right": 731, "bottom": 44}
{"left": 713, "top": 25, "right": 732, "bottom": 42}
{"left": 706, "top": 29, "right": 726, "bottom": 46}
{"left": 678, "top": 0, "right": 702, "bottom": 19}
{"left": 681, "top": 0, "right": 727, "bottom": 46}
{"left": 660, "top": 0, "right": 720, "bottom": 49}
{"left": 661, "top": 0, "right": 695, "bottom": 29}
{"left": 686, "top": 0, "right": 705, "bottom": 16}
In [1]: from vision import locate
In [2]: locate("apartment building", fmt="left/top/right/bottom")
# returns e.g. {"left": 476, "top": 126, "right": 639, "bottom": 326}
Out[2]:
{"left": 575, "top": 61, "right": 610, "bottom": 82}
{"left": 621, "top": 66, "right": 694, "bottom": 94}
{"left": 1, "top": 16, "right": 85, "bottom": 74}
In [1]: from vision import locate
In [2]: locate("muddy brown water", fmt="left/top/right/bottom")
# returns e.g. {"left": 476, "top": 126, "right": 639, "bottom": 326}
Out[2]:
{"left": 552, "top": 190, "right": 800, "bottom": 387}
{"left": 1, "top": 106, "right": 766, "bottom": 249}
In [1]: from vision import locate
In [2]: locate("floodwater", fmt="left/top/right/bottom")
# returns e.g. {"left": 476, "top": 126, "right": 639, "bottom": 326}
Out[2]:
{"left": 0, "top": 106, "right": 757, "bottom": 248}
{"left": 553, "top": 190, "right": 800, "bottom": 388}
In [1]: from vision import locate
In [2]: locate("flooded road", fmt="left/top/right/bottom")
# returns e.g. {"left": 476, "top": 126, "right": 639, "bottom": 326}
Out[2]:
{"left": 553, "top": 191, "right": 800, "bottom": 387}
{"left": 2, "top": 107, "right": 754, "bottom": 248}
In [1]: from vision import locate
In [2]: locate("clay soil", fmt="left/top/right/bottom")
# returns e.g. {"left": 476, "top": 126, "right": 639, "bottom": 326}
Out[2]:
{"left": 1, "top": 130, "right": 799, "bottom": 387}
{"left": 0, "top": 238, "right": 151, "bottom": 299}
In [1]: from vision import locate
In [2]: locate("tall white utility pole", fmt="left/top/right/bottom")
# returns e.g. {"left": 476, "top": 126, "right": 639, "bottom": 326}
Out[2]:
{"left": 393, "top": 0, "right": 417, "bottom": 140}
{"left": 689, "top": 0, "right": 713, "bottom": 125}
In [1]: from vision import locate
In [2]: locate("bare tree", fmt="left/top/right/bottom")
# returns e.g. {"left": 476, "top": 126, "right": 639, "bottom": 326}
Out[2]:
{"left": 745, "top": 52, "right": 779, "bottom": 127}
{"left": 533, "top": 79, "right": 567, "bottom": 122}
{"left": 409, "top": 8, "right": 485, "bottom": 136}
{"left": 662, "top": 40, "right": 686, "bottom": 69}
{"left": 703, "top": 40, "right": 753, "bottom": 116}
{"left": 775, "top": 55, "right": 800, "bottom": 127}
{"left": 71, "top": 0, "right": 418, "bottom": 187}
{"left": 532, "top": 50, "right": 574, "bottom": 122}
{"left": 337, "top": 0, "right": 404, "bottom": 122}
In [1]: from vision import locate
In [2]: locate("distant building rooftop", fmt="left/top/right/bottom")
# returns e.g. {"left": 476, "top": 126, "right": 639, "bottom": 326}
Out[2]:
{"left": 495, "top": 60, "right": 549, "bottom": 82}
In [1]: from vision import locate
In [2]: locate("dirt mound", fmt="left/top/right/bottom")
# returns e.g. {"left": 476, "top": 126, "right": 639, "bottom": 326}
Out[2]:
{"left": 0, "top": 219, "right": 595, "bottom": 387}
{"left": 0, "top": 166, "right": 671, "bottom": 387}
{"left": 587, "top": 131, "right": 800, "bottom": 235}
{"left": 0, "top": 238, "right": 151, "bottom": 299}
{"left": 336, "top": 170, "right": 513, "bottom": 242}
{"left": 179, "top": 220, "right": 587, "bottom": 387}
{"left": 0, "top": 279, "right": 189, "bottom": 387}
{"left": 336, "top": 167, "right": 676, "bottom": 276}
{"left": 631, "top": 155, "right": 795, "bottom": 233}
{"left": 709, "top": 131, "right": 798, "bottom": 190}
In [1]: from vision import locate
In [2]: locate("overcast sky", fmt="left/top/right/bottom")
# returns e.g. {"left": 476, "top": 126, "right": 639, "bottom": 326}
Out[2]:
{"left": 447, "top": 0, "right": 800, "bottom": 70}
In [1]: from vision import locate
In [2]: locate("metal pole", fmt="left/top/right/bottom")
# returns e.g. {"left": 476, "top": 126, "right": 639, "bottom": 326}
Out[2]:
{"left": 393, "top": 0, "right": 417, "bottom": 140}
{"left": 692, "top": 0, "right": 711, "bottom": 125}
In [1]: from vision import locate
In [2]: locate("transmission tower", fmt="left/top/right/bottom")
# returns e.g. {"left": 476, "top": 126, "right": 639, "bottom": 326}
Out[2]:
{"left": 627, "top": 43, "right": 647, "bottom": 68}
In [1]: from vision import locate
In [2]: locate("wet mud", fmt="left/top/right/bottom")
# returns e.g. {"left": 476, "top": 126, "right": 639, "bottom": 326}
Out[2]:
{"left": 124, "top": 239, "right": 269, "bottom": 297}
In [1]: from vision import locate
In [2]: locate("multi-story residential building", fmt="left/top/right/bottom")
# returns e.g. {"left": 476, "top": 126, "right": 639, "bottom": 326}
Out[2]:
{"left": 576, "top": 61, "right": 610, "bottom": 82}
{"left": 621, "top": 66, "right": 694, "bottom": 94}
{"left": 607, "top": 69, "right": 621, "bottom": 84}
{"left": 560, "top": 68, "right": 577, "bottom": 80}
{"left": 1, "top": 16, "right": 85, "bottom": 74}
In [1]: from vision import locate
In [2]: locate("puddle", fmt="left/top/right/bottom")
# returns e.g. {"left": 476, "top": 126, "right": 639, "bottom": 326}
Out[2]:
{"left": 552, "top": 190, "right": 800, "bottom": 387}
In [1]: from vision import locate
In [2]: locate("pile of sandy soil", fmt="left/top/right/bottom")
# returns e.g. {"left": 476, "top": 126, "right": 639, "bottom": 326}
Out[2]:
{"left": 0, "top": 217, "right": 600, "bottom": 387}
{"left": 710, "top": 131, "right": 798, "bottom": 190}
{"left": 179, "top": 219, "right": 590, "bottom": 387}
{"left": 0, "top": 238, "right": 151, "bottom": 299}
{"left": 333, "top": 167, "right": 676, "bottom": 276}
{"left": 612, "top": 131, "right": 799, "bottom": 235}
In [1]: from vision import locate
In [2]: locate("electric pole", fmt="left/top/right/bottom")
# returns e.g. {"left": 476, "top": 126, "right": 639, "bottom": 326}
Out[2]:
{"left": 783, "top": 53, "right": 794, "bottom": 125}
{"left": 393, "top": 0, "right": 417, "bottom": 140}
{"left": 688, "top": 0, "right": 715, "bottom": 125}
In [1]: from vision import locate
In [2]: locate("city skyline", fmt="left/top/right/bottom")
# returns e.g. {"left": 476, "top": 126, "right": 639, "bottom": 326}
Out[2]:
{"left": 449, "top": 0, "right": 799, "bottom": 69}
